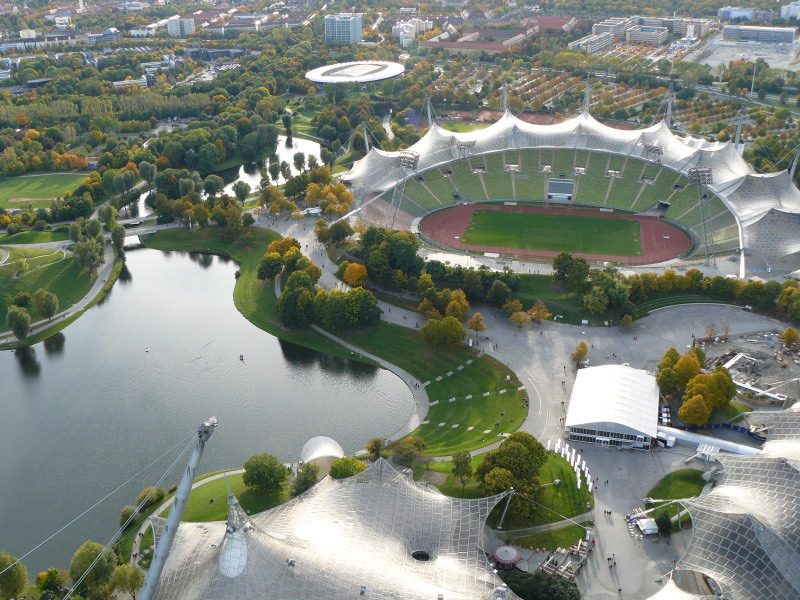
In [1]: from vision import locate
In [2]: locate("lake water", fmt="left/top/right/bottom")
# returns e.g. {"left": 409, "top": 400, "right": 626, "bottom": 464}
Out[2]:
{"left": 0, "top": 246, "right": 412, "bottom": 574}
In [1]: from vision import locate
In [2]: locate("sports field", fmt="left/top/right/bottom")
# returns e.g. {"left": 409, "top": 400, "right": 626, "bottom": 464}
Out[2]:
{"left": 461, "top": 209, "right": 641, "bottom": 256}
{"left": 0, "top": 173, "right": 87, "bottom": 209}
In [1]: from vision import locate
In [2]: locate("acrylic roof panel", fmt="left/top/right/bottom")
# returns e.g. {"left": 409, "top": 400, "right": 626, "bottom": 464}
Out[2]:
{"left": 721, "top": 171, "right": 800, "bottom": 227}
{"left": 299, "top": 436, "right": 344, "bottom": 464}
{"left": 564, "top": 364, "right": 659, "bottom": 438}
{"left": 151, "top": 459, "right": 513, "bottom": 600}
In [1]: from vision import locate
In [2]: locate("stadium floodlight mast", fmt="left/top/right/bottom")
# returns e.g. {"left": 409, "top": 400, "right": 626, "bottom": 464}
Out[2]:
{"left": 457, "top": 139, "right": 476, "bottom": 160}
{"left": 643, "top": 144, "right": 662, "bottom": 166}
{"left": 389, "top": 150, "right": 420, "bottom": 229}
{"left": 687, "top": 167, "right": 714, "bottom": 266}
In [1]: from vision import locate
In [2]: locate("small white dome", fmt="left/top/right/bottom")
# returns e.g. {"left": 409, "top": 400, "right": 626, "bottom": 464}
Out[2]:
{"left": 300, "top": 436, "right": 345, "bottom": 464}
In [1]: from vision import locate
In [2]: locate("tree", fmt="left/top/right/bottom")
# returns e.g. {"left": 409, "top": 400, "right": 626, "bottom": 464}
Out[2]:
{"left": 110, "top": 564, "right": 144, "bottom": 600}
{"left": 86, "top": 218, "right": 102, "bottom": 238}
{"left": 69, "top": 541, "right": 116, "bottom": 600}
{"left": 510, "top": 311, "right": 531, "bottom": 328}
{"left": 782, "top": 327, "right": 799, "bottom": 347}
{"left": 501, "top": 298, "right": 523, "bottom": 316}
{"left": 0, "top": 552, "right": 27, "bottom": 600}
{"left": 343, "top": 263, "right": 368, "bottom": 287}
{"left": 203, "top": 174, "right": 225, "bottom": 197}
{"left": 293, "top": 151, "right": 305, "bottom": 172}
{"left": 257, "top": 252, "right": 283, "bottom": 280}
{"left": 98, "top": 204, "right": 117, "bottom": 228}
{"left": 445, "top": 289, "right": 470, "bottom": 321}
{"left": 674, "top": 353, "right": 701, "bottom": 389}
{"left": 583, "top": 285, "right": 609, "bottom": 314}
{"left": 528, "top": 300, "right": 551, "bottom": 323}
{"left": 74, "top": 237, "right": 105, "bottom": 272}
{"left": 329, "top": 457, "right": 366, "bottom": 479}
{"left": 292, "top": 462, "right": 319, "bottom": 496}
{"left": 135, "top": 487, "right": 165, "bottom": 510}
{"left": 620, "top": 314, "right": 634, "bottom": 328}
{"left": 656, "top": 367, "right": 679, "bottom": 396}
{"left": 13, "top": 291, "right": 31, "bottom": 308}
{"left": 502, "top": 570, "right": 580, "bottom": 600}
{"left": 119, "top": 505, "right": 137, "bottom": 528}
{"left": 452, "top": 451, "right": 473, "bottom": 496}
{"left": 658, "top": 347, "right": 681, "bottom": 371}
{"left": 36, "top": 568, "right": 66, "bottom": 596}
{"left": 481, "top": 466, "right": 515, "bottom": 495}
{"left": 138, "top": 161, "right": 155, "bottom": 190}
{"left": 242, "top": 453, "right": 288, "bottom": 491}
{"left": 233, "top": 180, "right": 251, "bottom": 206}
{"left": 315, "top": 219, "right": 330, "bottom": 243}
{"left": 571, "top": 341, "right": 588, "bottom": 365}
{"left": 366, "top": 438, "right": 383, "bottom": 460}
{"left": 678, "top": 394, "right": 712, "bottom": 426}
{"left": 6, "top": 305, "right": 31, "bottom": 341}
{"left": 656, "top": 510, "right": 672, "bottom": 537}
{"left": 111, "top": 225, "right": 125, "bottom": 255}
{"left": 466, "top": 312, "right": 487, "bottom": 339}
{"left": 392, "top": 436, "right": 427, "bottom": 466}
{"left": 487, "top": 280, "right": 512, "bottom": 306}
{"left": 69, "top": 221, "right": 83, "bottom": 243}
{"left": 420, "top": 316, "right": 466, "bottom": 346}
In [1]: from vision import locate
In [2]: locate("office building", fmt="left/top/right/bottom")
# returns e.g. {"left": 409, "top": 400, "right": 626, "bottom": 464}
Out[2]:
{"left": 722, "top": 24, "right": 796, "bottom": 42}
{"left": 324, "top": 13, "right": 362, "bottom": 44}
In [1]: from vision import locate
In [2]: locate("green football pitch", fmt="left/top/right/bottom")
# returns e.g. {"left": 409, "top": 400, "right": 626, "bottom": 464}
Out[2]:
{"left": 461, "top": 210, "right": 642, "bottom": 256}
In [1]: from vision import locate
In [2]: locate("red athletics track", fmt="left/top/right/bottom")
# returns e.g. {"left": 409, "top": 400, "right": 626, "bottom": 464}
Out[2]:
{"left": 419, "top": 204, "right": 691, "bottom": 266}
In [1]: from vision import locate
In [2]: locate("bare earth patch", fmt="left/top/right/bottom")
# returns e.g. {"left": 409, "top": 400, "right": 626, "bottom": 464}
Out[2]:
{"left": 8, "top": 197, "right": 45, "bottom": 203}
{"left": 422, "top": 471, "right": 447, "bottom": 485}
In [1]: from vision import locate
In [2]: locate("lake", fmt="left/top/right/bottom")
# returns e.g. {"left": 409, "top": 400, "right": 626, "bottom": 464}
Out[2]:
{"left": 0, "top": 245, "right": 412, "bottom": 574}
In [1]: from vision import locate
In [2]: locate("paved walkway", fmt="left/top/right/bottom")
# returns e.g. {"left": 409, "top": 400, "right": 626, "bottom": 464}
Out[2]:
{"left": 129, "top": 468, "right": 245, "bottom": 565}
{"left": 0, "top": 244, "right": 116, "bottom": 345}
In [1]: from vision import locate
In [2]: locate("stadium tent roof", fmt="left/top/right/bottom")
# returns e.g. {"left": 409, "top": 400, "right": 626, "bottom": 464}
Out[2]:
{"left": 648, "top": 407, "right": 800, "bottom": 600}
{"left": 299, "top": 436, "right": 344, "bottom": 464}
{"left": 564, "top": 364, "right": 659, "bottom": 439}
{"left": 150, "top": 459, "right": 514, "bottom": 600}
{"left": 305, "top": 61, "right": 404, "bottom": 84}
{"left": 342, "top": 109, "right": 800, "bottom": 265}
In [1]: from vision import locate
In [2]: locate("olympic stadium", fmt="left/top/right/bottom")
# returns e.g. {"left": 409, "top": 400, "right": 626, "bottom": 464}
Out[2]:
{"left": 342, "top": 110, "right": 800, "bottom": 274}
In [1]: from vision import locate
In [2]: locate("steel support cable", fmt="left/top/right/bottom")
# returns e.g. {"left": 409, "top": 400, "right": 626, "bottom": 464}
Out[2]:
{"left": 0, "top": 432, "right": 196, "bottom": 578}
{"left": 62, "top": 434, "right": 199, "bottom": 600}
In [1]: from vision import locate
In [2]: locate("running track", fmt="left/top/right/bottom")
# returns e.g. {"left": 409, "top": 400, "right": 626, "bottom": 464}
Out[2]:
{"left": 419, "top": 204, "right": 691, "bottom": 266}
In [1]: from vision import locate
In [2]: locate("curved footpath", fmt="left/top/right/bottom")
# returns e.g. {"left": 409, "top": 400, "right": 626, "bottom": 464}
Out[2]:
{"left": 0, "top": 222, "right": 179, "bottom": 347}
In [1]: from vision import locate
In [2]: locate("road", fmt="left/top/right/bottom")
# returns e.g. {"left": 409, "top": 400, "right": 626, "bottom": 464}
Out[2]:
{"left": 382, "top": 113, "right": 395, "bottom": 140}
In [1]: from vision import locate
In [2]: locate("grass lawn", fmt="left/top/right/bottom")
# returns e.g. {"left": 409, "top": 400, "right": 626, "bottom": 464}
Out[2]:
{"left": 439, "top": 121, "right": 489, "bottom": 133}
{"left": 0, "top": 247, "right": 93, "bottom": 331}
{"left": 0, "top": 228, "right": 69, "bottom": 244}
{"left": 513, "top": 274, "right": 582, "bottom": 313}
{"left": 710, "top": 400, "right": 750, "bottom": 424}
{"left": 338, "top": 321, "right": 476, "bottom": 383}
{"left": 644, "top": 469, "right": 705, "bottom": 533}
{"left": 142, "top": 227, "right": 358, "bottom": 361}
{"left": 160, "top": 473, "right": 291, "bottom": 522}
{"left": 647, "top": 469, "right": 705, "bottom": 501}
{"left": 413, "top": 455, "right": 485, "bottom": 498}
{"left": 0, "top": 173, "right": 86, "bottom": 209}
{"left": 462, "top": 210, "right": 641, "bottom": 256}
{"left": 509, "top": 522, "right": 592, "bottom": 550}
{"left": 339, "top": 323, "right": 527, "bottom": 455}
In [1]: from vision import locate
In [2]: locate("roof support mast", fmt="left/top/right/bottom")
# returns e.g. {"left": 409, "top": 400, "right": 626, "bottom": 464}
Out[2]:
{"left": 790, "top": 144, "right": 800, "bottom": 181}
{"left": 139, "top": 417, "right": 218, "bottom": 600}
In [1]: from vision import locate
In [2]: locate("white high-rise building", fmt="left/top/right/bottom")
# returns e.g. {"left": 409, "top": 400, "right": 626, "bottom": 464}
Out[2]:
{"left": 324, "top": 13, "right": 362, "bottom": 44}
{"left": 782, "top": 1, "right": 800, "bottom": 19}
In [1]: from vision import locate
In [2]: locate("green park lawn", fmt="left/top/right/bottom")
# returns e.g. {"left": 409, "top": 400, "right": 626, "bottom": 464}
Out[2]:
{"left": 339, "top": 322, "right": 528, "bottom": 455}
{"left": 461, "top": 210, "right": 641, "bottom": 256}
{"left": 509, "top": 522, "right": 592, "bottom": 550}
{"left": 438, "top": 121, "right": 489, "bottom": 133}
{"left": 0, "top": 247, "right": 93, "bottom": 331}
{"left": 160, "top": 473, "right": 290, "bottom": 522}
{"left": 0, "top": 173, "right": 86, "bottom": 209}
{"left": 0, "top": 228, "right": 69, "bottom": 244}
{"left": 647, "top": 468, "right": 706, "bottom": 501}
{"left": 645, "top": 468, "right": 705, "bottom": 531}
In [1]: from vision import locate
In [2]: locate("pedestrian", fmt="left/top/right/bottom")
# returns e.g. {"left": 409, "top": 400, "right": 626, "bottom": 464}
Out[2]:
{"left": 618, "top": 589, "right": 622, "bottom": 594}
